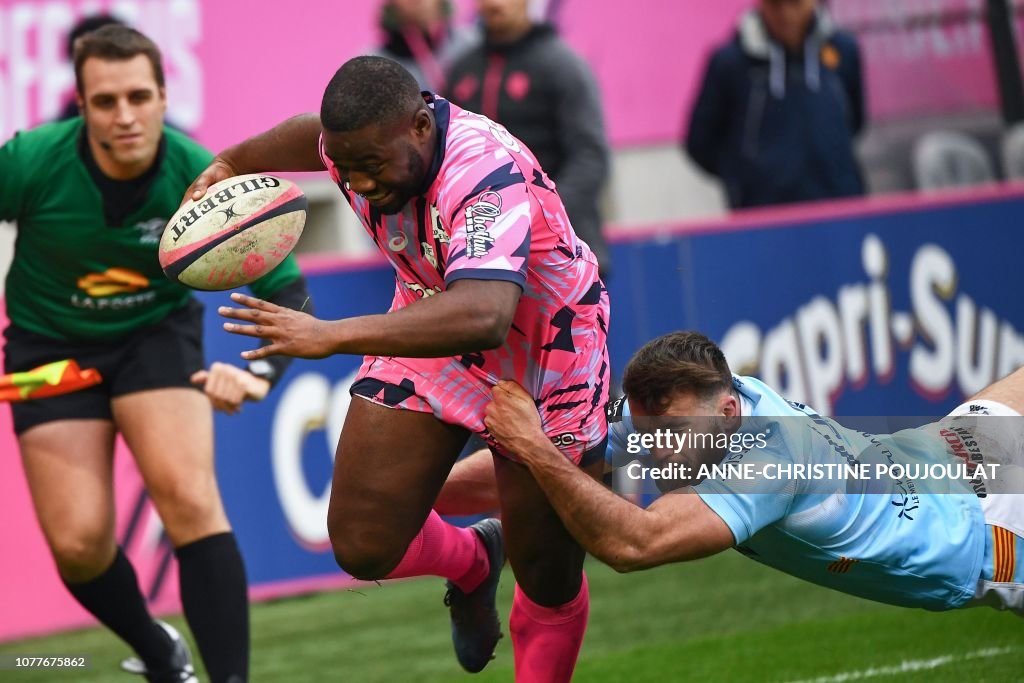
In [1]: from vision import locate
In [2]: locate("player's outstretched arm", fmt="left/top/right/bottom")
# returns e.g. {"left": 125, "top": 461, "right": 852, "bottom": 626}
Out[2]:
{"left": 485, "top": 380, "right": 734, "bottom": 572}
{"left": 185, "top": 113, "right": 324, "bottom": 203}
{"left": 219, "top": 278, "right": 520, "bottom": 360}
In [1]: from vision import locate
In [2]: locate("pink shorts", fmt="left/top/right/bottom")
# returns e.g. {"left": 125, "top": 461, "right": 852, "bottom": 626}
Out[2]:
{"left": 350, "top": 350, "right": 610, "bottom": 465}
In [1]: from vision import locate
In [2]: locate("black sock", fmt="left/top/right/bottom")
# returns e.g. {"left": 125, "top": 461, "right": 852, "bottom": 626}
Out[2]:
{"left": 63, "top": 548, "right": 172, "bottom": 666}
{"left": 176, "top": 532, "right": 249, "bottom": 683}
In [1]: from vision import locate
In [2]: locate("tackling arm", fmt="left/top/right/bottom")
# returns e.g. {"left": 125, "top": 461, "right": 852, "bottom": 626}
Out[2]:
{"left": 511, "top": 436, "right": 733, "bottom": 572}
{"left": 484, "top": 380, "right": 735, "bottom": 572}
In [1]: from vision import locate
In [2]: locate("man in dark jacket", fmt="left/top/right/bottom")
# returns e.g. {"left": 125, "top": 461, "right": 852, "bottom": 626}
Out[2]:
{"left": 447, "top": 0, "right": 612, "bottom": 276}
{"left": 686, "top": 0, "right": 866, "bottom": 209}
{"left": 370, "top": 0, "right": 478, "bottom": 92}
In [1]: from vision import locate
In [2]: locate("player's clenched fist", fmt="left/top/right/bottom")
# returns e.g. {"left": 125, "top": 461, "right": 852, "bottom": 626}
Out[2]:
{"left": 485, "top": 380, "right": 547, "bottom": 459}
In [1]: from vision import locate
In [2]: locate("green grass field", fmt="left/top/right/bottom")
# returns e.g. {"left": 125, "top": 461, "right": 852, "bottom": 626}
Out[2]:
{"left": 1, "top": 551, "right": 1021, "bottom": 682}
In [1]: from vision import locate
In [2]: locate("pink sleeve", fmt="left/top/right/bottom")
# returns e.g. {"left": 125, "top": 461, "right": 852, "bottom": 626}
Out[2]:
{"left": 443, "top": 170, "right": 531, "bottom": 290}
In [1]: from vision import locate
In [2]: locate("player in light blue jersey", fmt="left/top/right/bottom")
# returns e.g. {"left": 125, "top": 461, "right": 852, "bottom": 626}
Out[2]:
{"left": 480, "top": 331, "right": 1024, "bottom": 616}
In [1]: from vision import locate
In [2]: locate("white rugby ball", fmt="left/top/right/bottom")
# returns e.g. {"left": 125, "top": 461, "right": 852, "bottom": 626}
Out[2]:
{"left": 160, "top": 174, "right": 307, "bottom": 291}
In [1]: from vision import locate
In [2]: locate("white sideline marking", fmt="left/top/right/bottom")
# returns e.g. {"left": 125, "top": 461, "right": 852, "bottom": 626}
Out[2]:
{"left": 785, "top": 646, "right": 1015, "bottom": 683}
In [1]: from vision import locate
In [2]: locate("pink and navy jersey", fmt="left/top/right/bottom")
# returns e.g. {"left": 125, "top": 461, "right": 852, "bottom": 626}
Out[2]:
{"left": 319, "top": 94, "right": 609, "bottom": 453}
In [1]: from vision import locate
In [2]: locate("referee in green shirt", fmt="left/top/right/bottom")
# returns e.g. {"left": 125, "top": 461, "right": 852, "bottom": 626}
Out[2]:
{"left": 0, "top": 25, "right": 311, "bottom": 683}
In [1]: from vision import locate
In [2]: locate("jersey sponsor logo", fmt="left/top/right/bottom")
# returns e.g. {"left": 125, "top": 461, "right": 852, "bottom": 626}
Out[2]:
{"left": 72, "top": 267, "right": 154, "bottom": 310}
{"left": 606, "top": 395, "right": 627, "bottom": 421}
{"left": 857, "top": 429, "right": 925, "bottom": 511}
{"left": 430, "top": 204, "right": 450, "bottom": 244}
{"left": 465, "top": 191, "right": 501, "bottom": 259}
{"left": 134, "top": 218, "right": 167, "bottom": 245}
{"left": 551, "top": 432, "right": 577, "bottom": 448}
{"left": 892, "top": 481, "right": 920, "bottom": 520}
{"left": 388, "top": 231, "right": 409, "bottom": 252}
{"left": 939, "top": 427, "right": 986, "bottom": 473}
{"left": 488, "top": 122, "right": 522, "bottom": 153}
{"left": 422, "top": 242, "right": 438, "bottom": 269}
{"left": 807, "top": 414, "right": 860, "bottom": 467}
{"left": 466, "top": 110, "right": 523, "bottom": 154}
{"left": 405, "top": 282, "right": 442, "bottom": 298}
{"left": 71, "top": 291, "right": 157, "bottom": 310}
{"left": 938, "top": 425, "right": 989, "bottom": 497}
{"left": 76, "top": 268, "right": 150, "bottom": 297}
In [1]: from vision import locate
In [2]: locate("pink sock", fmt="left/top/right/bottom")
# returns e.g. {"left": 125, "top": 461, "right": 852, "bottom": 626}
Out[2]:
{"left": 509, "top": 572, "right": 589, "bottom": 683}
{"left": 384, "top": 510, "right": 489, "bottom": 592}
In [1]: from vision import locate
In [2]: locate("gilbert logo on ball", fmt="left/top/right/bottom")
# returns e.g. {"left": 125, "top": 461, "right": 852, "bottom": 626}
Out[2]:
{"left": 159, "top": 174, "right": 307, "bottom": 290}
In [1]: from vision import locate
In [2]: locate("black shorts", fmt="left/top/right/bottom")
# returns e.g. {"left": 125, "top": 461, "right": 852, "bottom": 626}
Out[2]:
{"left": 578, "top": 436, "right": 609, "bottom": 469}
{"left": 3, "top": 299, "right": 205, "bottom": 435}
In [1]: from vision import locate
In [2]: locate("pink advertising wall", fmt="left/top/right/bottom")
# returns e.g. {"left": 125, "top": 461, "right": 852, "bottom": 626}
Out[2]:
{"left": 15, "top": 0, "right": 1017, "bottom": 151}
{"left": 0, "top": 0, "right": 749, "bottom": 149}
{"left": 548, "top": 0, "right": 749, "bottom": 146}
{"left": 829, "top": 0, "right": 1020, "bottom": 120}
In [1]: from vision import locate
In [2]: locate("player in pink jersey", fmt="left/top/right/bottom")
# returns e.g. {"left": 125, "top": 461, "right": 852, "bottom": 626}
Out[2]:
{"left": 186, "top": 56, "right": 608, "bottom": 681}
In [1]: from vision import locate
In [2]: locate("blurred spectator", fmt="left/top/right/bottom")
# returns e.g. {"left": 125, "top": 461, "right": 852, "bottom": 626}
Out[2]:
{"left": 686, "top": 0, "right": 866, "bottom": 209}
{"left": 57, "top": 14, "right": 125, "bottom": 121}
{"left": 913, "top": 130, "right": 996, "bottom": 191}
{"left": 370, "top": 0, "right": 477, "bottom": 91}
{"left": 447, "top": 0, "right": 612, "bottom": 277}
{"left": 1000, "top": 122, "right": 1024, "bottom": 181}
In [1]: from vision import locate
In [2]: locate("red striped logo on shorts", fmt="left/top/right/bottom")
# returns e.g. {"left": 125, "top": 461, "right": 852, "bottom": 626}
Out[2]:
{"left": 992, "top": 526, "right": 1017, "bottom": 583}
{"left": 827, "top": 557, "right": 859, "bottom": 574}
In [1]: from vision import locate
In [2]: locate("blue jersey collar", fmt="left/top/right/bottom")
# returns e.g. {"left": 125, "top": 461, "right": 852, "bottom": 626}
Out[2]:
{"left": 732, "top": 375, "right": 763, "bottom": 416}
{"left": 418, "top": 91, "right": 450, "bottom": 195}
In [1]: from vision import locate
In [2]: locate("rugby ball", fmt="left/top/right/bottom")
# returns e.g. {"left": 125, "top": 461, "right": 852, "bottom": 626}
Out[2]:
{"left": 159, "top": 174, "right": 307, "bottom": 291}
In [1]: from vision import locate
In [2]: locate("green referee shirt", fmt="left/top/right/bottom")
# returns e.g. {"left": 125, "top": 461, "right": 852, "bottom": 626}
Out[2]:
{"left": 0, "top": 118, "right": 301, "bottom": 341}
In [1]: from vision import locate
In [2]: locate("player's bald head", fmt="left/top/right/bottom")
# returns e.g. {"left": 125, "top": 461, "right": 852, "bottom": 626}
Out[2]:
{"left": 321, "top": 56, "right": 424, "bottom": 133}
